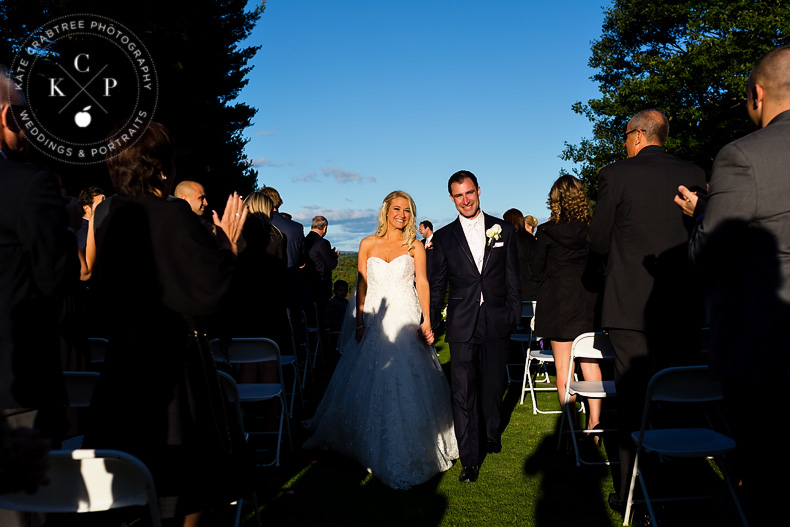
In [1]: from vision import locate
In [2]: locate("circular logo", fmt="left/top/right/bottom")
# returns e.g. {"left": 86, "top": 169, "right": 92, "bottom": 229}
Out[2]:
{"left": 8, "top": 14, "right": 158, "bottom": 165}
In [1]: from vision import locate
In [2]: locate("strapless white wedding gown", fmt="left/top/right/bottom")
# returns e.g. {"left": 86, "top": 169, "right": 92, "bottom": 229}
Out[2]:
{"left": 304, "top": 254, "right": 458, "bottom": 489}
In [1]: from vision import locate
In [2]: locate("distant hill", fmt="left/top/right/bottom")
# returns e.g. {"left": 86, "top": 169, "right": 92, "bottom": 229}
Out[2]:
{"left": 332, "top": 252, "right": 358, "bottom": 289}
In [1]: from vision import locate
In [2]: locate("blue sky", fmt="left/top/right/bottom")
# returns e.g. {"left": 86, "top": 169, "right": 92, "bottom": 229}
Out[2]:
{"left": 240, "top": 0, "right": 613, "bottom": 251}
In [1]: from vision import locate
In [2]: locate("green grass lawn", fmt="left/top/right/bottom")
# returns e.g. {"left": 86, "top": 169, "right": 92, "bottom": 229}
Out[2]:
{"left": 248, "top": 333, "right": 629, "bottom": 527}
{"left": 248, "top": 333, "right": 736, "bottom": 527}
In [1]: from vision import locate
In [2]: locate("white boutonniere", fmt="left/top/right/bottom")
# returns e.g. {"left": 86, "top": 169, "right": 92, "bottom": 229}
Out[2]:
{"left": 486, "top": 224, "right": 502, "bottom": 246}
{"left": 425, "top": 239, "right": 432, "bottom": 249}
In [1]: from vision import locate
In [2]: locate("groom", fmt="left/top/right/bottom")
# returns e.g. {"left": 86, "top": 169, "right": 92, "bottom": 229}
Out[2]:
{"left": 430, "top": 170, "right": 521, "bottom": 482}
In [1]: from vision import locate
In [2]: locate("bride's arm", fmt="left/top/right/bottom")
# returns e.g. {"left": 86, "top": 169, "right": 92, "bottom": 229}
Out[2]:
{"left": 413, "top": 242, "right": 434, "bottom": 345}
{"left": 355, "top": 238, "right": 370, "bottom": 342}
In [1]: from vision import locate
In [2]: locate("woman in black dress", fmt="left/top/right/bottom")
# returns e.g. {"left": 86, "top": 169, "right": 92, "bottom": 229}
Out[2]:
{"left": 532, "top": 175, "right": 602, "bottom": 431}
{"left": 85, "top": 122, "right": 248, "bottom": 526}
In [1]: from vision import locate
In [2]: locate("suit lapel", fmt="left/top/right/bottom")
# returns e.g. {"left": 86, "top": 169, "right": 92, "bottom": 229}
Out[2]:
{"left": 451, "top": 218, "right": 478, "bottom": 272}
{"left": 481, "top": 213, "right": 494, "bottom": 274}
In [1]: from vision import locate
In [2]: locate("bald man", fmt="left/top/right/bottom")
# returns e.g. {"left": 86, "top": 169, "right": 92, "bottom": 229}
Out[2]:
{"left": 174, "top": 180, "right": 208, "bottom": 216}
{"left": 675, "top": 45, "right": 790, "bottom": 525}
{"left": 589, "top": 109, "right": 706, "bottom": 513}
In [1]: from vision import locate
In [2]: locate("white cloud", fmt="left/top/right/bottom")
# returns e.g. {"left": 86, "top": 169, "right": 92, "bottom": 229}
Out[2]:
{"left": 291, "top": 171, "right": 318, "bottom": 182}
{"left": 322, "top": 166, "right": 376, "bottom": 184}
{"left": 255, "top": 129, "right": 277, "bottom": 137}
{"left": 251, "top": 157, "right": 283, "bottom": 167}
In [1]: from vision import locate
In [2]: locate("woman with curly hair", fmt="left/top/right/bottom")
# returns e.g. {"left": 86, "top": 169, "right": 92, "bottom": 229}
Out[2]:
{"left": 304, "top": 190, "right": 458, "bottom": 489}
{"left": 532, "top": 175, "right": 602, "bottom": 434}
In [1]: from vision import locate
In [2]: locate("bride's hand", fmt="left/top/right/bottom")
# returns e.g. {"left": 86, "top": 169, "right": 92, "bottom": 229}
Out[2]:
{"left": 355, "top": 325, "right": 364, "bottom": 342}
{"left": 420, "top": 323, "right": 435, "bottom": 345}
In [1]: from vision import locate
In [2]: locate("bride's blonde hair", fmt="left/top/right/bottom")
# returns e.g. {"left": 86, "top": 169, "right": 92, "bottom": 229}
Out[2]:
{"left": 375, "top": 190, "right": 417, "bottom": 253}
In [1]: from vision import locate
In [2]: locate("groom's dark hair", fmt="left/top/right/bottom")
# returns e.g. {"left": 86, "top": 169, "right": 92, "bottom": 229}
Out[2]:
{"left": 448, "top": 170, "right": 479, "bottom": 194}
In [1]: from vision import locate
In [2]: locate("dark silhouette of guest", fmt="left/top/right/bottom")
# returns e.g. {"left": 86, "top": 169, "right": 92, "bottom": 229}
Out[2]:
{"left": 504, "top": 208, "right": 538, "bottom": 301}
{"left": 84, "top": 122, "right": 248, "bottom": 526}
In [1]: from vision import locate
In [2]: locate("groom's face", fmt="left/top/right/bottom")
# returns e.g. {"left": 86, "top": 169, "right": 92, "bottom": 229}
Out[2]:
{"left": 450, "top": 178, "right": 481, "bottom": 219}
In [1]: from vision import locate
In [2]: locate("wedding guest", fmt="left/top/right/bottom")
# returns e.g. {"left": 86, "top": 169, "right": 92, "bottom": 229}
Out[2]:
{"left": 531, "top": 177, "right": 601, "bottom": 432}
{"left": 418, "top": 220, "right": 434, "bottom": 246}
{"left": 430, "top": 171, "right": 521, "bottom": 483}
{"left": 75, "top": 187, "right": 105, "bottom": 250}
{"left": 0, "top": 70, "right": 80, "bottom": 527}
{"left": 325, "top": 279, "right": 349, "bottom": 334}
{"left": 221, "top": 191, "right": 290, "bottom": 357}
{"left": 84, "top": 122, "right": 248, "bottom": 527}
{"left": 674, "top": 45, "right": 790, "bottom": 525}
{"left": 504, "top": 208, "right": 538, "bottom": 300}
{"left": 589, "top": 109, "right": 706, "bottom": 513}
{"left": 524, "top": 215, "right": 538, "bottom": 235}
{"left": 174, "top": 180, "right": 208, "bottom": 217}
{"left": 304, "top": 215, "right": 339, "bottom": 325}
{"left": 259, "top": 187, "right": 311, "bottom": 310}
{"left": 419, "top": 220, "right": 435, "bottom": 284}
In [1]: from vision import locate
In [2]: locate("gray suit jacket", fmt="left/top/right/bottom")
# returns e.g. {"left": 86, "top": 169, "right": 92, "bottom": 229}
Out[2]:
{"left": 689, "top": 109, "right": 790, "bottom": 379}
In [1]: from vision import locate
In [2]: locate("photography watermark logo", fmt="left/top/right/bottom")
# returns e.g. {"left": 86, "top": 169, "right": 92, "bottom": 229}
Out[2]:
{"left": 8, "top": 14, "right": 158, "bottom": 165}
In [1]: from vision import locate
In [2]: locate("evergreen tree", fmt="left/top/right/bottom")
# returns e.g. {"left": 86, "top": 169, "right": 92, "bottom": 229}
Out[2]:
{"left": 562, "top": 0, "right": 790, "bottom": 199}
{"left": 0, "top": 0, "right": 263, "bottom": 205}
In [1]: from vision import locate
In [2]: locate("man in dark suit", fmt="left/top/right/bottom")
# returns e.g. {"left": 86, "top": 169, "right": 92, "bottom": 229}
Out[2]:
{"left": 430, "top": 170, "right": 521, "bottom": 483}
{"left": 1, "top": 71, "right": 79, "bottom": 526}
{"left": 419, "top": 220, "right": 435, "bottom": 282}
{"left": 260, "top": 186, "right": 311, "bottom": 310}
{"left": 675, "top": 46, "right": 790, "bottom": 525}
{"left": 304, "top": 215, "right": 338, "bottom": 325}
{"left": 589, "top": 109, "right": 706, "bottom": 511}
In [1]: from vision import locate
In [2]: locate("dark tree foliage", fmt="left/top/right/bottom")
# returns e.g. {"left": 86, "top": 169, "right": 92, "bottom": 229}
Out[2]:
{"left": 0, "top": 0, "right": 263, "bottom": 207}
{"left": 562, "top": 0, "right": 790, "bottom": 200}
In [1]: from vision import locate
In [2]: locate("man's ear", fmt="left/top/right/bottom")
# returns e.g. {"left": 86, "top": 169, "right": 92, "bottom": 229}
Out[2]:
{"left": 752, "top": 84, "right": 765, "bottom": 110}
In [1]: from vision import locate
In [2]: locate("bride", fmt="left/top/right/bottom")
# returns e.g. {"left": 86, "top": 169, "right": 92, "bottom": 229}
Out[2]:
{"left": 303, "top": 190, "right": 458, "bottom": 489}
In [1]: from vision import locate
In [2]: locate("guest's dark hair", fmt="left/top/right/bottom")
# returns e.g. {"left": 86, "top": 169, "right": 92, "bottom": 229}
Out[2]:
{"left": 334, "top": 279, "right": 348, "bottom": 291}
{"left": 504, "top": 208, "right": 525, "bottom": 233}
{"left": 106, "top": 122, "right": 174, "bottom": 197}
{"left": 447, "top": 170, "right": 478, "bottom": 194}
{"left": 420, "top": 220, "right": 433, "bottom": 231}
{"left": 259, "top": 187, "right": 283, "bottom": 209}
{"left": 78, "top": 186, "right": 104, "bottom": 208}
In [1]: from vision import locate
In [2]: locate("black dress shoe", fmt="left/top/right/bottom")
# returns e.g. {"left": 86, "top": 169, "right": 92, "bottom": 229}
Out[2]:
{"left": 608, "top": 492, "right": 626, "bottom": 514}
{"left": 458, "top": 466, "right": 479, "bottom": 483}
{"left": 486, "top": 439, "right": 502, "bottom": 454}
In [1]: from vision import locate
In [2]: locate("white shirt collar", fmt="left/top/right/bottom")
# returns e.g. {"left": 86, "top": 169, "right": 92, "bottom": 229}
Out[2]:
{"left": 458, "top": 210, "right": 485, "bottom": 229}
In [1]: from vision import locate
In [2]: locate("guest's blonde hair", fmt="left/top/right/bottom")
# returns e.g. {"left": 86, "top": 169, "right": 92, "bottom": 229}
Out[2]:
{"left": 547, "top": 174, "right": 592, "bottom": 225}
{"left": 244, "top": 191, "right": 274, "bottom": 219}
{"left": 375, "top": 190, "right": 417, "bottom": 252}
{"left": 524, "top": 215, "right": 538, "bottom": 230}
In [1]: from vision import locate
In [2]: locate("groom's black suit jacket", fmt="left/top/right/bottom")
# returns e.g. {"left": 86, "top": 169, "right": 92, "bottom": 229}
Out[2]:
{"left": 430, "top": 213, "right": 522, "bottom": 342}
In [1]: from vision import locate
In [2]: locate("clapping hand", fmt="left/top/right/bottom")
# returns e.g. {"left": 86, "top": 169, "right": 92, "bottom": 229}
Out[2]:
{"left": 213, "top": 192, "right": 248, "bottom": 255}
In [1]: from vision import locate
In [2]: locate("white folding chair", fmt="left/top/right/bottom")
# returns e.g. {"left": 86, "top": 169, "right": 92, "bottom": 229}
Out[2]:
{"left": 556, "top": 331, "right": 617, "bottom": 466}
{"left": 217, "top": 371, "right": 262, "bottom": 527}
{"left": 210, "top": 338, "right": 293, "bottom": 467}
{"left": 624, "top": 366, "right": 746, "bottom": 526}
{"left": 0, "top": 449, "right": 161, "bottom": 527}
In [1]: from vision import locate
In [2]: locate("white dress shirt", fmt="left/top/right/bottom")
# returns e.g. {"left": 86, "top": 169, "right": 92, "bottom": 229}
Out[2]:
{"left": 459, "top": 211, "right": 486, "bottom": 273}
